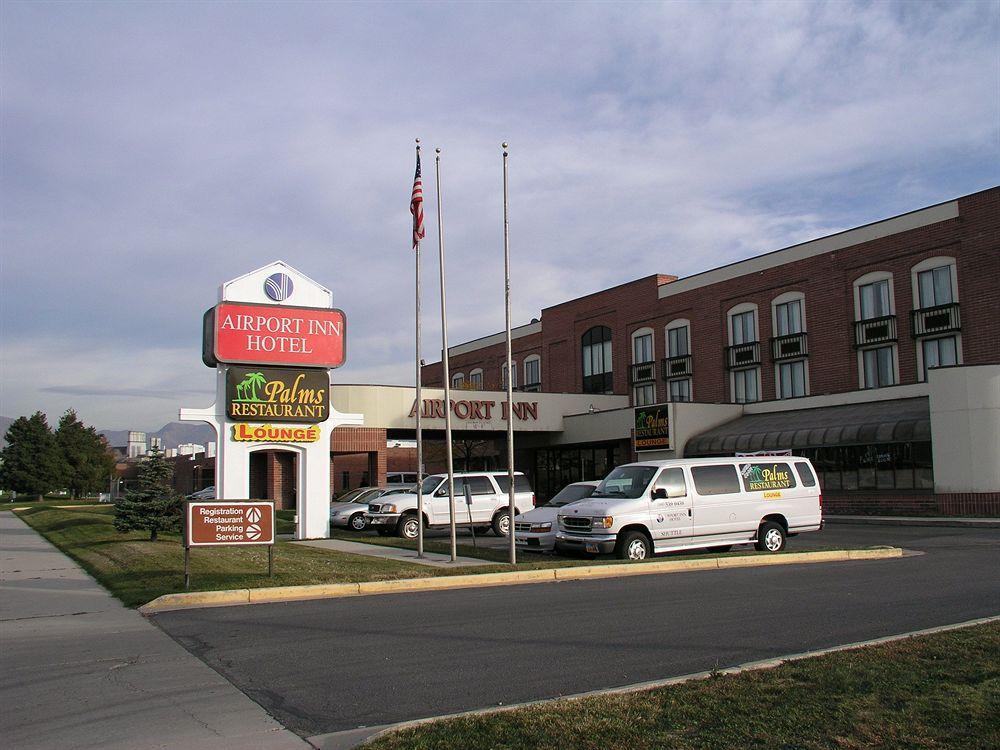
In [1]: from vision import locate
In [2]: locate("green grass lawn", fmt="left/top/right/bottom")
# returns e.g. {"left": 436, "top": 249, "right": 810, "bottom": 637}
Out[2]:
{"left": 368, "top": 621, "right": 1000, "bottom": 750}
{"left": 1, "top": 498, "right": 107, "bottom": 510}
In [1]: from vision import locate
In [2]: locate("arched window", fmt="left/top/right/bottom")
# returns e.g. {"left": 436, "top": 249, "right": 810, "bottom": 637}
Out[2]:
{"left": 582, "top": 326, "right": 613, "bottom": 394}
{"left": 469, "top": 368, "right": 484, "bottom": 390}
{"left": 523, "top": 355, "right": 541, "bottom": 392}
{"left": 451, "top": 372, "right": 465, "bottom": 389}
{"left": 501, "top": 361, "right": 517, "bottom": 389}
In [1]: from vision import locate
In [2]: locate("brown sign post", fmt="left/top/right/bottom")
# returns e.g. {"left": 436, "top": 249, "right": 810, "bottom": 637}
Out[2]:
{"left": 184, "top": 500, "right": 276, "bottom": 588}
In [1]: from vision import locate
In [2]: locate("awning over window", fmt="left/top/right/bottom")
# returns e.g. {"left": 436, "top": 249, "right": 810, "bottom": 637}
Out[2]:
{"left": 684, "top": 397, "right": 930, "bottom": 456}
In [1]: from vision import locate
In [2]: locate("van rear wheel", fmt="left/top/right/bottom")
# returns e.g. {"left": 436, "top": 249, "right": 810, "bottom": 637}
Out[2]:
{"left": 755, "top": 522, "right": 786, "bottom": 553}
{"left": 616, "top": 531, "right": 651, "bottom": 561}
{"left": 492, "top": 511, "right": 511, "bottom": 537}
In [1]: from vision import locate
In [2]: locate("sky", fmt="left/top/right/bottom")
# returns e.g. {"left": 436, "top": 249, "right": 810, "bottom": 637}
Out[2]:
{"left": 1, "top": 0, "right": 997, "bottom": 431}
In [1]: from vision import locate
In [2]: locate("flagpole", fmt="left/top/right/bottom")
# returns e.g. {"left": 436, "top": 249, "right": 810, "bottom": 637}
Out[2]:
{"left": 435, "top": 147, "right": 458, "bottom": 562}
{"left": 502, "top": 142, "right": 516, "bottom": 566}
{"left": 414, "top": 139, "right": 424, "bottom": 559}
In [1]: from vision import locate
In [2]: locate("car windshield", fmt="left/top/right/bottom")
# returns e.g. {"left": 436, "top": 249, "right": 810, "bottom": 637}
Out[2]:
{"left": 547, "top": 484, "right": 597, "bottom": 507}
{"left": 419, "top": 475, "right": 444, "bottom": 495}
{"left": 336, "top": 489, "right": 366, "bottom": 503}
{"left": 592, "top": 466, "right": 657, "bottom": 498}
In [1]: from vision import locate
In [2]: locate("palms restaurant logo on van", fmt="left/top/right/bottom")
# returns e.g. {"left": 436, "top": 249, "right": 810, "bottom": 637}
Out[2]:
{"left": 739, "top": 463, "right": 794, "bottom": 492}
{"left": 226, "top": 366, "right": 329, "bottom": 423}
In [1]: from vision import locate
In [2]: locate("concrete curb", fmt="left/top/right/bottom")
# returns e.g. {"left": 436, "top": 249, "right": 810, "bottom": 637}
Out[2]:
{"left": 825, "top": 515, "right": 1000, "bottom": 529}
{"left": 326, "top": 614, "right": 999, "bottom": 750}
{"left": 140, "top": 547, "right": 903, "bottom": 614}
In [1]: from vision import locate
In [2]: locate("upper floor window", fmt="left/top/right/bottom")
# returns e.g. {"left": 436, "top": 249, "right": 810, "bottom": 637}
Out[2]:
{"left": 523, "top": 356, "right": 541, "bottom": 388}
{"left": 501, "top": 362, "right": 517, "bottom": 389}
{"left": 667, "top": 324, "right": 689, "bottom": 357}
{"left": 469, "top": 369, "right": 483, "bottom": 389}
{"left": 632, "top": 330, "right": 654, "bottom": 363}
{"left": 582, "top": 326, "right": 613, "bottom": 394}
{"left": 451, "top": 372, "right": 465, "bottom": 389}
{"left": 731, "top": 310, "right": 756, "bottom": 344}
{"left": 858, "top": 279, "right": 892, "bottom": 320}
{"left": 774, "top": 299, "right": 803, "bottom": 335}
{"left": 668, "top": 378, "right": 691, "bottom": 402}
{"left": 916, "top": 265, "right": 955, "bottom": 308}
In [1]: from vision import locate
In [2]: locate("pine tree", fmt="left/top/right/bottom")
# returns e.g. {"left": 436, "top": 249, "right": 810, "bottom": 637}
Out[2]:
{"left": 113, "top": 446, "right": 182, "bottom": 541}
{"left": 0, "top": 412, "right": 65, "bottom": 499}
{"left": 56, "top": 410, "right": 116, "bottom": 498}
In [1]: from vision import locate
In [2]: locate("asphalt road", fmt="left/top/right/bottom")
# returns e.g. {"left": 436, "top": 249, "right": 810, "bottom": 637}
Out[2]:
{"left": 152, "top": 525, "right": 1000, "bottom": 738}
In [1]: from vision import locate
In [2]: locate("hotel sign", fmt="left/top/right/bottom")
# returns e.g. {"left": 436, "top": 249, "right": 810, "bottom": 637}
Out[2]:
{"left": 186, "top": 501, "right": 275, "bottom": 547}
{"left": 634, "top": 404, "right": 671, "bottom": 451}
{"left": 226, "top": 366, "right": 329, "bottom": 423}
{"left": 206, "top": 301, "right": 346, "bottom": 368}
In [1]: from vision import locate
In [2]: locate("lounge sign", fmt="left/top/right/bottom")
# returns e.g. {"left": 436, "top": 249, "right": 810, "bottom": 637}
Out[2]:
{"left": 208, "top": 301, "right": 346, "bottom": 368}
{"left": 232, "top": 424, "right": 321, "bottom": 443}
{"left": 226, "top": 366, "right": 329, "bottom": 423}
{"left": 186, "top": 501, "right": 275, "bottom": 546}
{"left": 634, "top": 404, "right": 670, "bottom": 451}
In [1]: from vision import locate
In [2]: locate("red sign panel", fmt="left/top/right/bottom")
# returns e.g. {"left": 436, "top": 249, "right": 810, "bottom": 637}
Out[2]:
{"left": 186, "top": 501, "right": 275, "bottom": 547}
{"left": 213, "top": 302, "right": 346, "bottom": 368}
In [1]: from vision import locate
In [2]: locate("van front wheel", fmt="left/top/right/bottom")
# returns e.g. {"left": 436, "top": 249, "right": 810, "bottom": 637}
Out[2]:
{"left": 616, "top": 531, "right": 651, "bottom": 561}
{"left": 755, "top": 522, "right": 786, "bottom": 553}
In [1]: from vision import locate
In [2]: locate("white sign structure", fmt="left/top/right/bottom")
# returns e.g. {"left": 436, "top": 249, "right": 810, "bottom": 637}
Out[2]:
{"left": 180, "top": 261, "right": 363, "bottom": 540}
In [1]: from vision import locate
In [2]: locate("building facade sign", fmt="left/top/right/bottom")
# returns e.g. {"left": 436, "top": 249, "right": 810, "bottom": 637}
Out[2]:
{"left": 408, "top": 398, "right": 539, "bottom": 422}
{"left": 226, "top": 366, "right": 330, "bottom": 423}
{"left": 186, "top": 501, "right": 275, "bottom": 546}
{"left": 231, "top": 424, "right": 321, "bottom": 443}
{"left": 634, "top": 404, "right": 671, "bottom": 451}
{"left": 208, "top": 301, "right": 347, "bottom": 368}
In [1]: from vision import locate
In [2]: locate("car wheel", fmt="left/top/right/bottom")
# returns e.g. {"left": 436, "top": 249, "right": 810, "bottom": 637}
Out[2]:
{"left": 349, "top": 513, "right": 367, "bottom": 531}
{"left": 755, "top": 521, "right": 786, "bottom": 553}
{"left": 616, "top": 531, "right": 651, "bottom": 561}
{"left": 398, "top": 514, "right": 421, "bottom": 540}
{"left": 491, "top": 511, "right": 510, "bottom": 537}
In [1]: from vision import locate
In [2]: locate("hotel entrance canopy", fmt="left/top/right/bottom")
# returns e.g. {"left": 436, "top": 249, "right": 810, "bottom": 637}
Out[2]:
{"left": 684, "top": 397, "right": 931, "bottom": 456}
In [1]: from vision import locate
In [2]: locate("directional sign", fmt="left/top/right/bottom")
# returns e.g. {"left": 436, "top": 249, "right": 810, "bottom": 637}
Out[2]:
{"left": 186, "top": 501, "right": 275, "bottom": 547}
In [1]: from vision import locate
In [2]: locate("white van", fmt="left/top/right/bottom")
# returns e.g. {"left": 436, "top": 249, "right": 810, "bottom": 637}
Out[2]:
{"left": 555, "top": 457, "right": 822, "bottom": 560}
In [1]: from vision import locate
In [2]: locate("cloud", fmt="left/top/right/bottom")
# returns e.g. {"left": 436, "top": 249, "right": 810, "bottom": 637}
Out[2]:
{"left": 1, "top": 0, "right": 996, "bottom": 428}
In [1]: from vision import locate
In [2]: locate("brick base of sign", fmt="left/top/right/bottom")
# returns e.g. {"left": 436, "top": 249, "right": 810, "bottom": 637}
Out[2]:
{"left": 823, "top": 492, "right": 1000, "bottom": 517}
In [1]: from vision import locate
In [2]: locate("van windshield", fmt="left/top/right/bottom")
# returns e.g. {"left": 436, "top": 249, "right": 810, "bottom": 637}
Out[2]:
{"left": 592, "top": 466, "right": 657, "bottom": 499}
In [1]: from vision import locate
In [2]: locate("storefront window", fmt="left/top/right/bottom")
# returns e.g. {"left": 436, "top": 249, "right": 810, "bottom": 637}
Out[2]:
{"left": 797, "top": 442, "right": 932, "bottom": 492}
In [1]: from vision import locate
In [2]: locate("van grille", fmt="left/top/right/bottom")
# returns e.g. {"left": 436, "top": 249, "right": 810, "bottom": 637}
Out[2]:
{"left": 562, "top": 516, "right": 592, "bottom": 532}
{"left": 368, "top": 504, "right": 382, "bottom": 513}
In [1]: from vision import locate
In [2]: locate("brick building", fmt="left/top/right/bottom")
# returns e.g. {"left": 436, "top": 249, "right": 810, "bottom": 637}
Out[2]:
{"left": 419, "top": 187, "right": 1000, "bottom": 515}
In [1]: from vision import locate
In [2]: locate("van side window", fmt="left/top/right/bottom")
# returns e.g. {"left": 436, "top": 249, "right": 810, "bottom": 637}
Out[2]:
{"left": 654, "top": 468, "right": 687, "bottom": 497}
{"left": 466, "top": 476, "right": 495, "bottom": 494}
{"left": 495, "top": 475, "right": 532, "bottom": 493}
{"left": 794, "top": 462, "right": 817, "bottom": 487}
{"left": 691, "top": 465, "right": 741, "bottom": 495}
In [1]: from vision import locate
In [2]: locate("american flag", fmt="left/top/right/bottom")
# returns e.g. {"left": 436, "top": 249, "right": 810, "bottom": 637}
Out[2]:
{"left": 410, "top": 151, "right": 425, "bottom": 249}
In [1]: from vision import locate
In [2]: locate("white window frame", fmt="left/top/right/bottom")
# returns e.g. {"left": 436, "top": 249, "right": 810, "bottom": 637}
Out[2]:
{"left": 771, "top": 292, "right": 809, "bottom": 398}
{"left": 911, "top": 257, "right": 962, "bottom": 381}
{"left": 630, "top": 327, "right": 655, "bottom": 364}
{"left": 632, "top": 382, "right": 656, "bottom": 406}
{"left": 668, "top": 377, "right": 692, "bottom": 402}
{"left": 664, "top": 318, "right": 691, "bottom": 357}
{"left": 727, "top": 303, "right": 760, "bottom": 403}
{"left": 523, "top": 355, "right": 541, "bottom": 387}
{"left": 501, "top": 361, "right": 517, "bottom": 389}
{"left": 469, "top": 368, "right": 484, "bottom": 390}
{"left": 853, "top": 271, "right": 899, "bottom": 388}
{"left": 451, "top": 372, "right": 465, "bottom": 389}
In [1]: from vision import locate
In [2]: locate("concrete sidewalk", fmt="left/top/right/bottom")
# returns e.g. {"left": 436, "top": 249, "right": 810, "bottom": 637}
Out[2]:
{"left": 294, "top": 537, "right": 490, "bottom": 567}
{"left": 826, "top": 515, "right": 1000, "bottom": 528}
{"left": 0, "top": 512, "right": 307, "bottom": 750}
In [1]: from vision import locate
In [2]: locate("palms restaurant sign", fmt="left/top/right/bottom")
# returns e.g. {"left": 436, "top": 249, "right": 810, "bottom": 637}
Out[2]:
{"left": 634, "top": 404, "right": 671, "bottom": 451}
{"left": 226, "top": 366, "right": 330, "bottom": 423}
{"left": 203, "top": 301, "right": 347, "bottom": 369}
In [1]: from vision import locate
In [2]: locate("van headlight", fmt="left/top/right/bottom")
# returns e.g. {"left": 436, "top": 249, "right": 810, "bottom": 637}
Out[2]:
{"left": 381, "top": 504, "right": 397, "bottom": 513}
{"left": 529, "top": 522, "right": 552, "bottom": 533}
{"left": 593, "top": 516, "right": 614, "bottom": 529}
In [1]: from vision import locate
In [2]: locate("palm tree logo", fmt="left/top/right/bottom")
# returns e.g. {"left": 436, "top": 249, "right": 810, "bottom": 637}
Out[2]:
{"left": 234, "top": 372, "right": 268, "bottom": 402}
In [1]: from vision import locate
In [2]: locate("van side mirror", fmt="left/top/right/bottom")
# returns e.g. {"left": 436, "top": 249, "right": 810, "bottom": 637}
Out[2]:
{"left": 651, "top": 488, "right": 668, "bottom": 500}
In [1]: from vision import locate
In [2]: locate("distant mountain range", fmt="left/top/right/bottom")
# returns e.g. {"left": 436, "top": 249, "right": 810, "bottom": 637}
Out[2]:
{"left": 0, "top": 417, "right": 215, "bottom": 450}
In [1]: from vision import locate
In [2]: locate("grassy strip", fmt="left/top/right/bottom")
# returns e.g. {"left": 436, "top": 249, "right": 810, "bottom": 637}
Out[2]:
{"left": 368, "top": 621, "right": 1000, "bottom": 750}
{"left": 1, "top": 498, "right": 106, "bottom": 510}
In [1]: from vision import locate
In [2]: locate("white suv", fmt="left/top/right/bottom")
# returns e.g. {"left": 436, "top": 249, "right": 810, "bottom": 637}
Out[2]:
{"left": 365, "top": 472, "right": 535, "bottom": 539}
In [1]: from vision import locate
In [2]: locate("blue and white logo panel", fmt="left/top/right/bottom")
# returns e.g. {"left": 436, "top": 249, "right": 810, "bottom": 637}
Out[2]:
{"left": 264, "top": 273, "right": 294, "bottom": 302}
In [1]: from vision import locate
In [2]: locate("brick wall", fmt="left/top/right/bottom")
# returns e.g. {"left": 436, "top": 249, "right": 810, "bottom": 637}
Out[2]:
{"left": 824, "top": 492, "right": 1000, "bottom": 517}
{"left": 422, "top": 188, "right": 999, "bottom": 405}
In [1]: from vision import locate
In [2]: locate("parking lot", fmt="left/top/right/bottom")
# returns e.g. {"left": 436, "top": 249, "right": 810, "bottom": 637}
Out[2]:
{"left": 152, "top": 523, "right": 1000, "bottom": 743}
